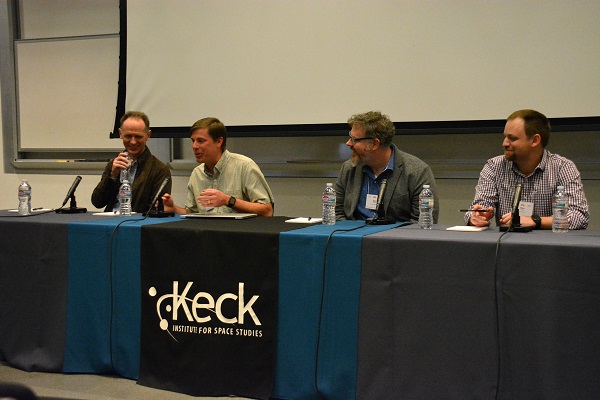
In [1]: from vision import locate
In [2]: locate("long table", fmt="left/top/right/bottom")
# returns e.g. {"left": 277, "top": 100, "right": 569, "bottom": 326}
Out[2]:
{"left": 2, "top": 212, "right": 600, "bottom": 399}
{"left": 357, "top": 225, "right": 600, "bottom": 400}
{"left": 0, "top": 211, "right": 177, "bottom": 377}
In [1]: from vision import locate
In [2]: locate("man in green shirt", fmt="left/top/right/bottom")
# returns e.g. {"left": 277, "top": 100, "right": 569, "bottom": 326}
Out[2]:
{"left": 162, "top": 117, "right": 274, "bottom": 217}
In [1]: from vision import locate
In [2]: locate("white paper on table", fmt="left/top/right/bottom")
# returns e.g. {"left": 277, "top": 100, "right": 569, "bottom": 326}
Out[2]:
{"left": 285, "top": 217, "right": 322, "bottom": 224}
{"left": 93, "top": 211, "right": 137, "bottom": 216}
{"left": 446, "top": 225, "right": 488, "bottom": 232}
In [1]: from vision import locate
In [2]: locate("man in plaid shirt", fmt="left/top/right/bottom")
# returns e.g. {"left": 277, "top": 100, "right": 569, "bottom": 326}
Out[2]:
{"left": 466, "top": 109, "right": 589, "bottom": 230}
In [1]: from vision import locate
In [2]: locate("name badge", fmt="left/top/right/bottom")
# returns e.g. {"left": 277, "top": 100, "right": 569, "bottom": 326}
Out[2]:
{"left": 366, "top": 194, "right": 378, "bottom": 210}
{"left": 518, "top": 201, "right": 534, "bottom": 217}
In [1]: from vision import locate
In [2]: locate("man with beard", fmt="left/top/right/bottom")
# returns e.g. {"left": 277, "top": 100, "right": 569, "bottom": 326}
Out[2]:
{"left": 335, "top": 110, "right": 438, "bottom": 223}
{"left": 161, "top": 117, "right": 274, "bottom": 216}
{"left": 466, "top": 109, "right": 589, "bottom": 229}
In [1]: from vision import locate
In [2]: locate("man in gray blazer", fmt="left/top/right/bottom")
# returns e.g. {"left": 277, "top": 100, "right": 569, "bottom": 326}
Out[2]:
{"left": 335, "top": 111, "right": 439, "bottom": 223}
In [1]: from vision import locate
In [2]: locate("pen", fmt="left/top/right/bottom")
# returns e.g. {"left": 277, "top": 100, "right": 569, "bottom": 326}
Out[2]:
{"left": 32, "top": 207, "right": 43, "bottom": 211}
{"left": 459, "top": 209, "right": 491, "bottom": 212}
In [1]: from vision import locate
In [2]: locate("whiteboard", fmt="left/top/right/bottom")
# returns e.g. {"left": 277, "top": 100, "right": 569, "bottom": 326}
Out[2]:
{"left": 17, "top": 36, "right": 121, "bottom": 150}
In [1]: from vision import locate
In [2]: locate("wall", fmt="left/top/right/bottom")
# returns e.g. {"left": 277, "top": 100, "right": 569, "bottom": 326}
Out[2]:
{"left": 1, "top": 115, "right": 599, "bottom": 230}
{"left": 1, "top": 0, "right": 598, "bottom": 230}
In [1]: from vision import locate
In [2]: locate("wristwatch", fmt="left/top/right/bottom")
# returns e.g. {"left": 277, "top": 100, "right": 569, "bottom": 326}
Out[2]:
{"left": 531, "top": 214, "right": 542, "bottom": 230}
{"left": 227, "top": 196, "right": 237, "bottom": 208}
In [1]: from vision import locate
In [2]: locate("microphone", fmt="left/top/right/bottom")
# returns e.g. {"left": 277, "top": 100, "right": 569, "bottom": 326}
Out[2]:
{"left": 146, "top": 177, "right": 174, "bottom": 218}
{"left": 374, "top": 179, "right": 387, "bottom": 216}
{"left": 62, "top": 175, "right": 82, "bottom": 207}
{"left": 510, "top": 183, "right": 523, "bottom": 229}
{"left": 56, "top": 175, "right": 87, "bottom": 214}
{"left": 367, "top": 178, "right": 395, "bottom": 225}
{"left": 499, "top": 183, "right": 531, "bottom": 232}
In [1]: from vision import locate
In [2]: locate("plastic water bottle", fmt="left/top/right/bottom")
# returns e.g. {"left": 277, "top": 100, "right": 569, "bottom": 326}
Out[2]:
{"left": 120, "top": 153, "right": 131, "bottom": 183}
{"left": 18, "top": 179, "right": 32, "bottom": 215}
{"left": 418, "top": 184, "right": 434, "bottom": 229}
{"left": 552, "top": 185, "right": 569, "bottom": 233}
{"left": 119, "top": 179, "right": 132, "bottom": 216}
{"left": 322, "top": 183, "right": 336, "bottom": 225}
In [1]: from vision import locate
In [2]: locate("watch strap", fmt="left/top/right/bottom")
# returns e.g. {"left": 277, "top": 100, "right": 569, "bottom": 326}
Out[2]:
{"left": 227, "top": 196, "right": 236, "bottom": 208}
{"left": 532, "top": 214, "right": 542, "bottom": 229}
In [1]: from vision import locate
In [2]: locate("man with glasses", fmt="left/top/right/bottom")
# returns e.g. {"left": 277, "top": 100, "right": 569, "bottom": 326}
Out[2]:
{"left": 92, "top": 111, "right": 171, "bottom": 213}
{"left": 335, "top": 110, "right": 439, "bottom": 223}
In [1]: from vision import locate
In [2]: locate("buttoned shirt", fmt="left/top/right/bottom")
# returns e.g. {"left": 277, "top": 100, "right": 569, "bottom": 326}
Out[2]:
{"left": 354, "top": 148, "right": 395, "bottom": 220}
{"left": 185, "top": 150, "right": 274, "bottom": 213}
{"left": 465, "top": 150, "right": 589, "bottom": 229}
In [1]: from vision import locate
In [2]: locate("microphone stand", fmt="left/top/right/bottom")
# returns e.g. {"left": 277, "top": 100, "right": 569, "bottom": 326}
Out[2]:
{"left": 55, "top": 195, "right": 87, "bottom": 214}
{"left": 366, "top": 203, "right": 396, "bottom": 225}
{"left": 499, "top": 183, "right": 532, "bottom": 232}
{"left": 501, "top": 208, "right": 532, "bottom": 232}
{"left": 146, "top": 197, "right": 174, "bottom": 218}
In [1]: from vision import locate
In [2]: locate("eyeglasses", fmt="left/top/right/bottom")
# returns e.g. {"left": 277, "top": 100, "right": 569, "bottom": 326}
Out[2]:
{"left": 348, "top": 132, "right": 373, "bottom": 144}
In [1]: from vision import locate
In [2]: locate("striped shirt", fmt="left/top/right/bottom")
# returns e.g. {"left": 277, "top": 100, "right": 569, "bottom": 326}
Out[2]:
{"left": 465, "top": 150, "right": 589, "bottom": 229}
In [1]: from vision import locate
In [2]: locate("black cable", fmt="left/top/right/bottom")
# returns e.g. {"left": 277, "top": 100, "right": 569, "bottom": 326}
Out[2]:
{"left": 107, "top": 212, "right": 147, "bottom": 372}
{"left": 313, "top": 222, "right": 370, "bottom": 400}
{"left": 493, "top": 229, "right": 509, "bottom": 400}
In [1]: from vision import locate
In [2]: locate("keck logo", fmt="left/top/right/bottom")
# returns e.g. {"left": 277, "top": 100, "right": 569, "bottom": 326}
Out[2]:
{"left": 148, "top": 281, "right": 263, "bottom": 341}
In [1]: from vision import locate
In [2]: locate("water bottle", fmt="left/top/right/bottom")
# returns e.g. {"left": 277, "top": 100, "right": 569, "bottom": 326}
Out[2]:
{"left": 119, "top": 179, "right": 132, "bottom": 216}
{"left": 418, "top": 184, "right": 434, "bottom": 229}
{"left": 120, "top": 152, "right": 131, "bottom": 183}
{"left": 18, "top": 179, "right": 32, "bottom": 215}
{"left": 322, "top": 183, "right": 336, "bottom": 225}
{"left": 552, "top": 185, "right": 569, "bottom": 233}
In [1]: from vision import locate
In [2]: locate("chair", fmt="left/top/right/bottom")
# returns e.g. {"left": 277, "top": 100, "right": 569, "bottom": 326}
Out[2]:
{"left": 0, "top": 382, "right": 38, "bottom": 400}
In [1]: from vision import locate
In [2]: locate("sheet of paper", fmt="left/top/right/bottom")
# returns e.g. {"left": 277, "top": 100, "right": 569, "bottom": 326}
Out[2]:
{"left": 285, "top": 217, "right": 322, "bottom": 224}
{"left": 92, "top": 211, "right": 137, "bottom": 216}
{"left": 446, "top": 225, "right": 488, "bottom": 232}
{"left": 8, "top": 208, "right": 53, "bottom": 212}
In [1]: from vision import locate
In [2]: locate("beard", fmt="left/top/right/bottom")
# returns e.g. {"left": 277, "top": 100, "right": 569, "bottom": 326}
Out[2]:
{"left": 350, "top": 151, "right": 360, "bottom": 166}
{"left": 504, "top": 149, "right": 515, "bottom": 161}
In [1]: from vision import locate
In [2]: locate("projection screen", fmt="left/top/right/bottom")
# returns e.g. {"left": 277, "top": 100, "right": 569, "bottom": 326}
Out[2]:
{"left": 124, "top": 0, "right": 600, "bottom": 134}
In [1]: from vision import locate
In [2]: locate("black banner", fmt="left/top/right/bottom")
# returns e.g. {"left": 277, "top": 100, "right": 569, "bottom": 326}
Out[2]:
{"left": 138, "top": 217, "right": 296, "bottom": 399}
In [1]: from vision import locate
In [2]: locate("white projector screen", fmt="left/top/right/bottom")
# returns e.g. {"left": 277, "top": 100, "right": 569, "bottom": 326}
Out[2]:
{"left": 125, "top": 0, "right": 600, "bottom": 130}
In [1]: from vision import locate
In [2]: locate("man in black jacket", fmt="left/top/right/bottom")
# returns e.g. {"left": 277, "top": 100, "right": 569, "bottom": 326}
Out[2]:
{"left": 91, "top": 111, "right": 171, "bottom": 213}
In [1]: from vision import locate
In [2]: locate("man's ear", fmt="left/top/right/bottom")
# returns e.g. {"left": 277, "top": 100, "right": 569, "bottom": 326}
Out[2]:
{"left": 370, "top": 137, "right": 381, "bottom": 150}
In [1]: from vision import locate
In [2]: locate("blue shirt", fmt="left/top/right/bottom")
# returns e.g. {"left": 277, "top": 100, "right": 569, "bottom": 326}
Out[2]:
{"left": 354, "top": 147, "right": 395, "bottom": 220}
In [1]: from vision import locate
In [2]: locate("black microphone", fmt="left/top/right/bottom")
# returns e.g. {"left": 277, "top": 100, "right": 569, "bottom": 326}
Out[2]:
{"left": 510, "top": 183, "right": 523, "bottom": 229}
{"left": 374, "top": 179, "right": 387, "bottom": 217}
{"left": 62, "top": 175, "right": 82, "bottom": 207}
{"left": 56, "top": 175, "right": 87, "bottom": 213}
{"left": 367, "top": 179, "right": 394, "bottom": 225}
{"left": 146, "top": 177, "right": 173, "bottom": 218}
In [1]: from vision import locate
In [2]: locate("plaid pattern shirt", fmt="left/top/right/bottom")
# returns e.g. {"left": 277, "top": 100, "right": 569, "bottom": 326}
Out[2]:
{"left": 466, "top": 150, "right": 589, "bottom": 229}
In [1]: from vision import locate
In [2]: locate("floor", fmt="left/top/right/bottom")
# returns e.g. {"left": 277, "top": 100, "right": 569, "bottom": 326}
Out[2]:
{"left": 0, "top": 362, "right": 251, "bottom": 400}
